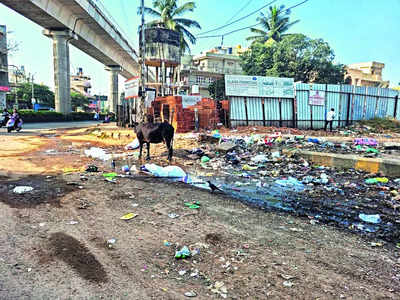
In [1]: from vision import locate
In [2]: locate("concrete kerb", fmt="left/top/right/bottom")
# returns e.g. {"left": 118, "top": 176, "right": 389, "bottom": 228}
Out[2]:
{"left": 284, "top": 149, "right": 400, "bottom": 177}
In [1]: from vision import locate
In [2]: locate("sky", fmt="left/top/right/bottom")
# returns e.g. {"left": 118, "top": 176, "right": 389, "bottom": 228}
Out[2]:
{"left": 1, "top": 0, "right": 400, "bottom": 96}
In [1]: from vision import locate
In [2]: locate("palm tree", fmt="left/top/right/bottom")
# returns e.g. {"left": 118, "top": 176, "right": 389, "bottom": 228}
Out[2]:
{"left": 140, "top": 0, "right": 201, "bottom": 53}
{"left": 247, "top": 5, "right": 299, "bottom": 44}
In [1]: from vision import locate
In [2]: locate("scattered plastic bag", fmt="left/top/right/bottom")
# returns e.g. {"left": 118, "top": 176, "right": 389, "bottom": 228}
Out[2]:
{"left": 13, "top": 186, "right": 34, "bottom": 194}
{"left": 275, "top": 177, "right": 305, "bottom": 192}
{"left": 84, "top": 147, "right": 111, "bottom": 161}
{"left": 271, "top": 151, "right": 281, "bottom": 158}
{"left": 251, "top": 154, "right": 269, "bottom": 163}
{"left": 354, "top": 138, "right": 378, "bottom": 147}
{"left": 121, "top": 165, "right": 130, "bottom": 172}
{"left": 201, "top": 156, "right": 210, "bottom": 163}
{"left": 211, "top": 130, "right": 222, "bottom": 139}
{"left": 184, "top": 291, "right": 197, "bottom": 297}
{"left": 307, "top": 138, "right": 320, "bottom": 144}
{"left": 143, "top": 164, "right": 186, "bottom": 178}
{"left": 366, "top": 148, "right": 379, "bottom": 154}
{"left": 183, "top": 174, "right": 211, "bottom": 190}
{"left": 365, "top": 177, "right": 388, "bottom": 184}
{"left": 175, "top": 246, "right": 191, "bottom": 259}
{"left": 320, "top": 173, "right": 329, "bottom": 184}
{"left": 185, "top": 202, "right": 201, "bottom": 209}
{"left": 106, "top": 238, "right": 117, "bottom": 249}
{"left": 359, "top": 213, "right": 381, "bottom": 224}
{"left": 103, "top": 172, "right": 118, "bottom": 179}
{"left": 125, "top": 138, "right": 140, "bottom": 150}
{"left": 242, "top": 164, "right": 258, "bottom": 171}
{"left": 86, "top": 165, "right": 98, "bottom": 172}
{"left": 120, "top": 213, "right": 138, "bottom": 220}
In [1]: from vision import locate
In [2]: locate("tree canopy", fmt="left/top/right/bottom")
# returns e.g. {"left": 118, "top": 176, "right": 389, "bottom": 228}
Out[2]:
{"left": 247, "top": 5, "right": 299, "bottom": 44}
{"left": 240, "top": 34, "right": 345, "bottom": 84}
{"left": 141, "top": 0, "right": 201, "bottom": 53}
{"left": 7, "top": 83, "right": 55, "bottom": 109}
{"left": 71, "top": 91, "right": 89, "bottom": 111}
{"left": 208, "top": 78, "right": 225, "bottom": 100}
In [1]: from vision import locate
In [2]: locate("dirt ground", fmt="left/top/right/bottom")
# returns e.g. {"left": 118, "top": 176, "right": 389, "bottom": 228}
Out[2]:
{"left": 0, "top": 125, "right": 400, "bottom": 299}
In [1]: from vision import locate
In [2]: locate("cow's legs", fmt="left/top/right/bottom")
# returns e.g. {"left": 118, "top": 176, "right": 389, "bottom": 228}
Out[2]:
{"left": 165, "top": 138, "right": 173, "bottom": 161}
{"left": 138, "top": 141, "right": 143, "bottom": 160}
{"left": 146, "top": 142, "right": 151, "bottom": 160}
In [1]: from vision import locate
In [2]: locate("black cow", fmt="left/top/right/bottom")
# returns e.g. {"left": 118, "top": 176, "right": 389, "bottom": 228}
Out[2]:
{"left": 133, "top": 116, "right": 174, "bottom": 161}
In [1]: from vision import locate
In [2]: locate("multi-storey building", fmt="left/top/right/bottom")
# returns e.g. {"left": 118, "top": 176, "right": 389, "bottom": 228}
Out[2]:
{"left": 345, "top": 62, "right": 390, "bottom": 88}
{"left": 179, "top": 45, "right": 246, "bottom": 97}
{"left": 70, "top": 67, "right": 92, "bottom": 96}
{"left": 0, "top": 25, "right": 9, "bottom": 109}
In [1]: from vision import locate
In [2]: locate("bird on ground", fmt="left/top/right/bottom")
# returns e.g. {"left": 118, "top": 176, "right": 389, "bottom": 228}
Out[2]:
{"left": 207, "top": 181, "right": 223, "bottom": 194}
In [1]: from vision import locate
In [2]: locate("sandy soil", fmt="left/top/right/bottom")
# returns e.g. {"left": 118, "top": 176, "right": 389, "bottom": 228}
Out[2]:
{"left": 0, "top": 125, "right": 400, "bottom": 299}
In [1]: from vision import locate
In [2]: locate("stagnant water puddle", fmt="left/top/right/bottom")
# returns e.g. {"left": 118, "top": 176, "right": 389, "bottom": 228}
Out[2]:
{"left": 177, "top": 172, "right": 400, "bottom": 243}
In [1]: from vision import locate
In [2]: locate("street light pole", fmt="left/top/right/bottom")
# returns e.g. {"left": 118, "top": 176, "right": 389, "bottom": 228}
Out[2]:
{"left": 139, "top": 0, "right": 146, "bottom": 123}
{"left": 30, "top": 73, "right": 36, "bottom": 108}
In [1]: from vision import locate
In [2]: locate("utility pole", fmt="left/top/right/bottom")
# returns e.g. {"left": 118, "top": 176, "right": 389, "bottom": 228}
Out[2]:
{"left": 15, "top": 73, "right": 18, "bottom": 109}
{"left": 138, "top": 0, "right": 146, "bottom": 123}
{"left": 30, "top": 73, "right": 35, "bottom": 108}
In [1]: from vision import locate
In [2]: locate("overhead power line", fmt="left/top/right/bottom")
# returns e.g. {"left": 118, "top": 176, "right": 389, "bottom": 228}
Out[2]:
{"left": 195, "top": 0, "right": 278, "bottom": 37}
{"left": 197, "top": 0, "right": 309, "bottom": 40}
{"left": 225, "top": 0, "right": 254, "bottom": 25}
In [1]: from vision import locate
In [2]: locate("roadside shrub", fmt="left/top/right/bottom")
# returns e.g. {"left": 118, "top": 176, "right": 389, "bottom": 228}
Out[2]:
{"left": 357, "top": 117, "right": 400, "bottom": 132}
{"left": 18, "top": 110, "right": 106, "bottom": 123}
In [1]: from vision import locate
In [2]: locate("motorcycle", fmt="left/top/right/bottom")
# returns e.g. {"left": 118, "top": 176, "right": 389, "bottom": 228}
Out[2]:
{"left": 6, "top": 115, "right": 23, "bottom": 132}
{"left": 0, "top": 114, "right": 9, "bottom": 128}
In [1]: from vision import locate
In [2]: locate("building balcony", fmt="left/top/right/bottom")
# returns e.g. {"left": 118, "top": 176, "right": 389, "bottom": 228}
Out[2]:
{"left": 0, "top": 65, "right": 7, "bottom": 73}
{"left": 197, "top": 66, "right": 242, "bottom": 75}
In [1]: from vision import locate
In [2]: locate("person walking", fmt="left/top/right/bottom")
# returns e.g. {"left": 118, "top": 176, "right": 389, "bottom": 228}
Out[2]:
{"left": 325, "top": 108, "right": 335, "bottom": 132}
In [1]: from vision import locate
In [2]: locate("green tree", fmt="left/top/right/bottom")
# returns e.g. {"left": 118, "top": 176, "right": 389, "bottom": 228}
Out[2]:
{"left": 71, "top": 91, "right": 89, "bottom": 111}
{"left": 7, "top": 83, "right": 55, "bottom": 108}
{"left": 247, "top": 5, "right": 299, "bottom": 44}
{"left": 208, "top": 78, "right": 225, "bottom": 100}
{"left": 240, "top": 34, "right": 345, "bottom": 84}
{"left": 141, "top": 0, "right": 201, "bottom": 53}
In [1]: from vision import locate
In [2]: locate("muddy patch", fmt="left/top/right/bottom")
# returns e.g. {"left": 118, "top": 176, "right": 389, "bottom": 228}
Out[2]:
{"left": 48, "top": 232, "right": 108, "bottom": 283}
{"left": 205, "top": 233, "right": 224, "bottom": 245}
{"left": 0, "top": 175, "right": 76, "bottom": 208}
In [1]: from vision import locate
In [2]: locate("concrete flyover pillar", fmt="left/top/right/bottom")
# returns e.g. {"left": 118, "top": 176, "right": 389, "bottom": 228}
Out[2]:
{"left": 105, "top": 65, "right": 122, "bottom": 113}
{"left": 43, "top": 29, "right": 77, "bottom": 114}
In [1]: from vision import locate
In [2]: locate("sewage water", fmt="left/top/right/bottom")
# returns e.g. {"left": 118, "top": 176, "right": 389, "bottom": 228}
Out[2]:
{"left": 188, "top": 173, "right": 400, "bottom": 243}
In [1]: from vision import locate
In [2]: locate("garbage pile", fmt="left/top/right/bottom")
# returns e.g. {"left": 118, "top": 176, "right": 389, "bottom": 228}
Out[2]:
{"left": 183, "top": 131, "right": 400, "bottom": 242}
{"left": 85, "top": 130, "right": 400, "bottom": 242}
{"left": 297, "top": 136, "right": 400, "bottom": 158}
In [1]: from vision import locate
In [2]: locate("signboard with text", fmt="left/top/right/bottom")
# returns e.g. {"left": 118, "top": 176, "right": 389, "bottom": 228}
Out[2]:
{"left": 124, "top": 77, "right": 139, "bottom": 99}
{"left": 181, "top": 95, "right": 201, "bottom": 108}
{"left": 225, "top": 75, "right": 294, "bottom": 98}
{"left": 309, "top": 90, "right": 326, "bottom": 106}
{"left": 0, "top": 86, "right": 10, "bottom": 92}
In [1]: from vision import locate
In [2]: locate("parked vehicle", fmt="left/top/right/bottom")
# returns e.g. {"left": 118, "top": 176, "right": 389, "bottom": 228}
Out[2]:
{"left": 0, "top": 110, "right": 9, "bottom": 128}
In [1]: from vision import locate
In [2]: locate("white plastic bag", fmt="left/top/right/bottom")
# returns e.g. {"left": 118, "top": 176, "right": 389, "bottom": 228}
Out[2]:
{"left": 13, "top": 186, "right": 34, "bottom": 194}
{"left": 125, "top": 138, "right": 140, "bottom": 150}
{"left": 84, "top": 147, "right": 111, "bottom": 161}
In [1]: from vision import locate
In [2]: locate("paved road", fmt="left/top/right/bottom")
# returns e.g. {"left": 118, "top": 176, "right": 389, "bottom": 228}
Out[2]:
{"left": 22, "top": 121, "right": 102, "bottom": 130}
{"left": 0, "top": 121, "right": 106, "bottom": 135}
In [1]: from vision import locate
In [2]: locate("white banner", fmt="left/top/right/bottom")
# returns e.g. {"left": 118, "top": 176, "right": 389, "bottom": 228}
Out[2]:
{"left": 181, "top": 95, "right": 201, "bottom": 108}
{"left": 225, "top": 75, "right": 294, "bottom": 98}
{"left": 124, "top": 77, "right": 139, "bottom": 99}
{"left": 145, "top": 89, "right": 156, "bottom": 108}
{"left": 309, "top": 90, "right": 325, "bottom": 106}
